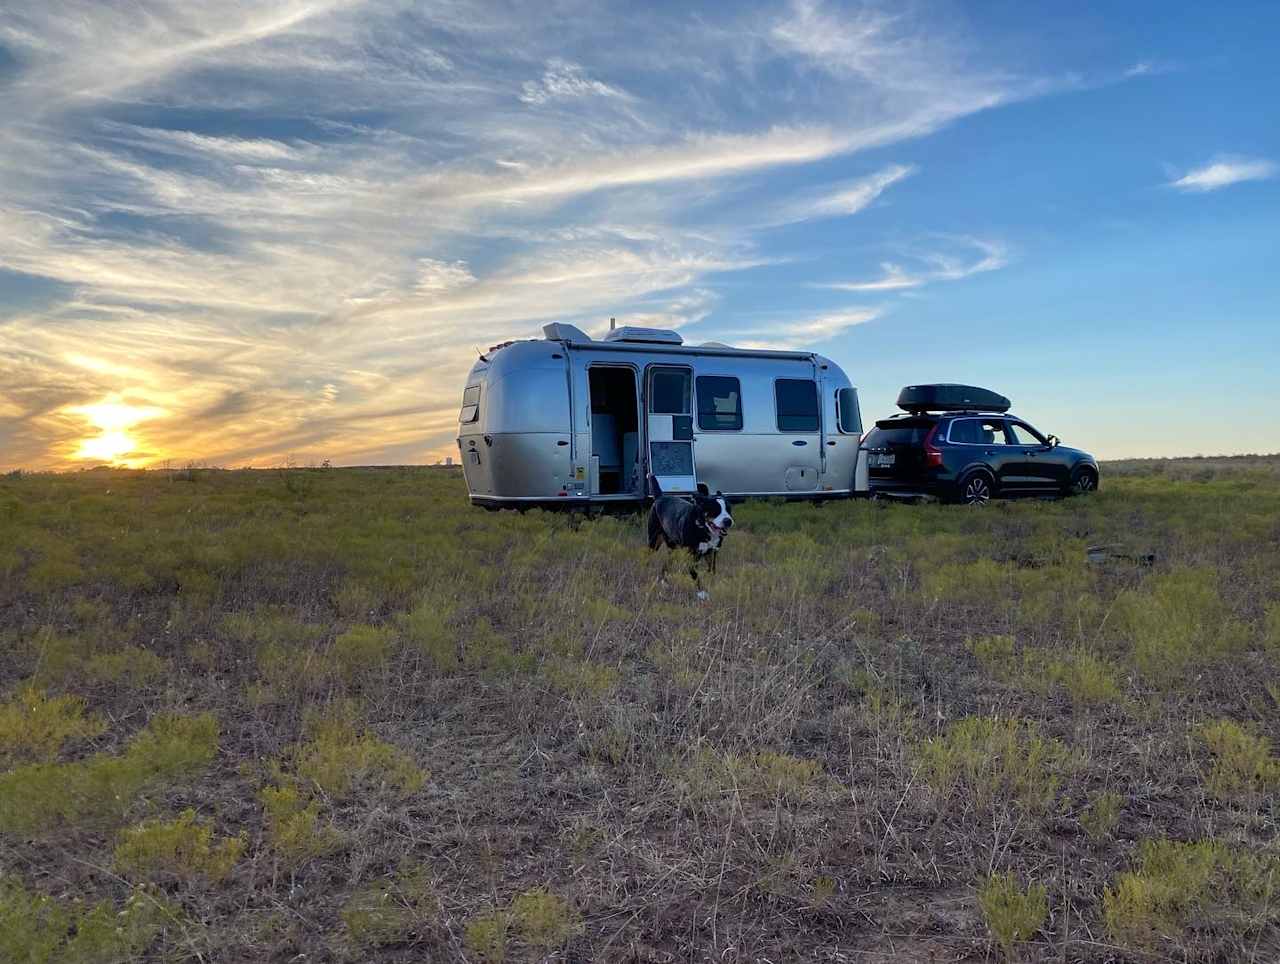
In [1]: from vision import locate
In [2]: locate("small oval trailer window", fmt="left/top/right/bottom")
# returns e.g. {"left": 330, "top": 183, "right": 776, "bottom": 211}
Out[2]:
{"left": 837, "top": 388, "right": 862, "bottom": 434}
{"left": 459, "top": 385, "right": 481, "bottom": 424}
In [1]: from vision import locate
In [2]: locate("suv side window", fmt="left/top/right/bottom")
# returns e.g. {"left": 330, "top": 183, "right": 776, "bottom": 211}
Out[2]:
{"left": 1006, "top": 422, "right": 1044, "bottom": 446}
{"left": 949, "top": 417, "right": 1010, "bottom": 445}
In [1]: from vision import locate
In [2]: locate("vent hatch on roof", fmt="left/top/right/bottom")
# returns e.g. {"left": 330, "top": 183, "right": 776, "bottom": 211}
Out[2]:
{"left": 603, "top": 326, "right": 683, "bottom": 345}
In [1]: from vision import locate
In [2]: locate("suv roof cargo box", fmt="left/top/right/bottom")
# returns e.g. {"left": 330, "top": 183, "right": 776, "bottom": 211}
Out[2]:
{"left": 896, "top": 384, "right": 1010, "bottom": 414}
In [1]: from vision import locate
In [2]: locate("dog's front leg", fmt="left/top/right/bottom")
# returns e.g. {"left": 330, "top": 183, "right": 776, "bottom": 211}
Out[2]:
{"left": 688, "top": 556, "right": 708, "bottom": 601}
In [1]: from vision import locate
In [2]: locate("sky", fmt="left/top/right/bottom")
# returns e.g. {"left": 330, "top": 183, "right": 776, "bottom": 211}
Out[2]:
{"left": 0, "top": 0, "right": 1277, "bottom": 470}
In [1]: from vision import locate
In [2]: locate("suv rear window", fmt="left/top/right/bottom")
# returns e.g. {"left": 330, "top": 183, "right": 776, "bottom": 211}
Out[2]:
{"left": 864, "top": 418, "right": 934, "bottom": 447}
{"left": 459, "top": 385, "right": 480, "bottom": 424}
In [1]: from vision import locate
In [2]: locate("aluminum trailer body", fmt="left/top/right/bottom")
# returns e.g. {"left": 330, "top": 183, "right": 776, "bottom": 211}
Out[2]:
{"left": 457, "top": 323, "right": 863, "bottom": 508}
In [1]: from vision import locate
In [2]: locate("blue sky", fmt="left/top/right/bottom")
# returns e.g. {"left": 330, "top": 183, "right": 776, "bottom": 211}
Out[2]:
{"left": 0, "top": 0, "right": 1276, "bottom": 468}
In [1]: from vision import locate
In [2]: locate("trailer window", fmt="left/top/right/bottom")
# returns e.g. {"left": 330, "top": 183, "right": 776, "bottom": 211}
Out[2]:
{"left": 696, "top": 376, "right": 742, "bottom": 431}
{"left": 775, "top": 378, "right": 819, "bottom": 432}
{"left": 650, "top": 370, "right": 690, "bottom": 414}
{"left": 836, "top": 388, "right": 862, "bottom": 434}
{"left": 459, "top": 385, "right": 480, "bottom": 424}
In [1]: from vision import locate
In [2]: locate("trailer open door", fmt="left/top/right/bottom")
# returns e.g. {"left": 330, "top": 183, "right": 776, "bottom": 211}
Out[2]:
{"left": 645, "top": 365, "right": 697, "bottom": 493}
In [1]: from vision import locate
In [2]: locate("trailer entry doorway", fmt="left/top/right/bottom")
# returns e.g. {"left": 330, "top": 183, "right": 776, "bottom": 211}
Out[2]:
{"left": 647, "top": 365, "right": 697, "bottom": 493}
{"left": 588, "top": 366, "right": 640, "bottom": 495}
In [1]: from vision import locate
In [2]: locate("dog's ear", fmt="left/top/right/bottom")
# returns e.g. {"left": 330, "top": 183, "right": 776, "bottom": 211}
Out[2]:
{"left": 696, "top": 483, "right": 710, "bottom": 496}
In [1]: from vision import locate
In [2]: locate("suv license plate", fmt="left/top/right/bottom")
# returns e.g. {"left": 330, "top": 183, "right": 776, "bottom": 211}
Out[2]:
{"left": 870, "top": 453, "right": 895, "bottom": 468}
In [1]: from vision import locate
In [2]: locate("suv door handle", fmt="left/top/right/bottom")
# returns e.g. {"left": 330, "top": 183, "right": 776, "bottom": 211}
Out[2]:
{"left": 792, "top": 440, "right": 807, "bottom": 446}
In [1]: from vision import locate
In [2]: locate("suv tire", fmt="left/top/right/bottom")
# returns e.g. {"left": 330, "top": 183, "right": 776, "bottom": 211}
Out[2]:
{"left": 956, "top": 470, "right": 995, "bottom": 506}
{"left": 1068, "top": 465, "right": 1098, "bottom": 496}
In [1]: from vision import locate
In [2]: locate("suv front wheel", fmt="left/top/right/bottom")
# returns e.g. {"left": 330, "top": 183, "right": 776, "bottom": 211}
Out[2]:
{"left": 1068, "top": 465, "right": 1098, "bottom": 496}
{"left": 957, "top": 471, "right": 995, "bottom": 506}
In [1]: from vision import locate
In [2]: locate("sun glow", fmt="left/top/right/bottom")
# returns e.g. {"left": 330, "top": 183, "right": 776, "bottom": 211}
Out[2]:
{"left": 69, "top": 400, "right": 167, "bottom": 466}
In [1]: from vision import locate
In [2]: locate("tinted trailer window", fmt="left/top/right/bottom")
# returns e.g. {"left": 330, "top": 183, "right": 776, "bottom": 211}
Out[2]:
{"left": 775, "top": 378, "right": 819, "bottom": 432}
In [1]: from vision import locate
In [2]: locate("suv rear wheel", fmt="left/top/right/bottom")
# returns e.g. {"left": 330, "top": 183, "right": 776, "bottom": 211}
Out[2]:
{"left": 958, "top": 471, "right": 994, "bottom": 506}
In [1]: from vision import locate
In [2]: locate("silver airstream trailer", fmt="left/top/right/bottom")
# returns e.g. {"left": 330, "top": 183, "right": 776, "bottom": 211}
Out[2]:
{"left": 457, "top": 323, "right": 863, "bottom": 507}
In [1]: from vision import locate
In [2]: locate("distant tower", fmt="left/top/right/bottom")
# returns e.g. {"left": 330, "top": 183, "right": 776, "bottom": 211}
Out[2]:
{"left": 444, "top": 456, "right": 453, "bottom": 466}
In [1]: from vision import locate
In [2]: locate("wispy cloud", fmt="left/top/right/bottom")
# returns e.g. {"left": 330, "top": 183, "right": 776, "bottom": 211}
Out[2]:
{"left": 821, "top": 237, "right": 1007, "bottom": 292}
{"left": 777, "top": 163, "right": 916, "bottom": 223}
{"left": 734, "top": 307, "right": 881, "bottom": 351}
{"left": 1169, "top": 156, "right": 1277, "bottom": 192}
{"left": 0, "top": 0, "right": 1053, "bottom": 468}
{"left": 519, "top": 59, "right": 629, "bottom": 105}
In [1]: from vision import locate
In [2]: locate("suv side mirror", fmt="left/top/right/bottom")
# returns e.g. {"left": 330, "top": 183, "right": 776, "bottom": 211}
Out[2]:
{"left": 1046, "top": 435, "right": 1060, "bottom": 449}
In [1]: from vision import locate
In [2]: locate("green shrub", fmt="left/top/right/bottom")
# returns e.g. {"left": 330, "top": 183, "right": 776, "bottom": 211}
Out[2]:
{"left": 1265, "top": 602, "right": 1280, "bottom": 651}
{"left": 678, "top": 748, "right": 824, "bottom": 805}
{"left": 969, "top": 634, "right": 1016, "bottom": 679}
{"left": 1199, "top": 719, "right": 1280, "bottom": 800}
{"left": 259, "top": 785, "right": 343, "bottom": 868}
{"left": 1114, "top": 568, "right": 1246, "bottom": 684}
{"left": 978, "top": 872, "right": 1048, "bottom": 957}
{"left": 0, "top": 686, "right": 104, "bottom": 764}
{"left": 510, "top": 888, "right": 582, "bottom": 949}
{"left": 922, "top": 558, "right": 1009, "bottom": 602}
{"left": 397, "top": 598, "right": 458, "bottom": 670}
{"left": 542, "top": 657, "right": 619, "bottom": 698}
{"left": 291, "top": 714, "right": 426, "bottom": 801}
{"left": 1080, "top": 791, "right": 1123, "bottom": 840}
{"left": 26, "top": 629, "right": 166, "bottom": 688}
{"left": 81, "top": 646, "right": 167, "bottom": 685}
{"left": 919, "top": 716, "right": 1074, "bottom": 813}
{"left": 464, "top": 909, "right": 509, "bottom": 962}
{"left": 1046, "top": 649, "right": 1122, "bottom": 706}
{"left": 341, "top": 867, "right": 439, "bottom": 947}
{"left": 1103, "top": 839, "right": 1223, "bottom": 948}
{"left": 331, "top": 625, "right": 393, "bottom": 681}
{"left": 0, "top": 713, "right": 218, "bottom": 834}
{"left": 114, "top": 809, "right": 245, "bottom": 884}
{"left": 0, "top": 876, "right": 173, "bottom": 964}
{"left": 1102, "top": 838, "right": 1280, "bottom": 950}
{"left": 222, "top": 609, "right": 324, "bottom": 648}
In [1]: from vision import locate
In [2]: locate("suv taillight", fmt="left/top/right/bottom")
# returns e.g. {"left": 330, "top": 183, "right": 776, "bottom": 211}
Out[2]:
{"left": 923, "top": 424, "right": 943, "bottom": 468}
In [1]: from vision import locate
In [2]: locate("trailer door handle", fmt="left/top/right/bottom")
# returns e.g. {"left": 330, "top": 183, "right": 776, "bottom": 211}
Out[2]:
{"left": 792, "top": 439, "right": 807, "bottom": 446}
{"left": 556, "top": 440, "right": 568, "bottom": 446}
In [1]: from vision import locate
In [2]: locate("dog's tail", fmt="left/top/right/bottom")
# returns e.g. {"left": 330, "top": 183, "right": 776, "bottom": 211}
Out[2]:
{"left": 647, "top": 474, "right": 662, "bottom": 499}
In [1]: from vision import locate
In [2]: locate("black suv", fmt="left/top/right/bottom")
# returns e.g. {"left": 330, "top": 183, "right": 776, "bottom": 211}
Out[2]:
{"left": 859, "top": 384, "right": 1099, "bottom": 504}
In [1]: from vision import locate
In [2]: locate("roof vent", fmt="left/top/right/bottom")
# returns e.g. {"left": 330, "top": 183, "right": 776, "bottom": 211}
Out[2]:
{"left": 603, "top": 326, "right": 683, "bottom": 345}
{"left": 542, "top": 323, "right": 590, "bottom": 343}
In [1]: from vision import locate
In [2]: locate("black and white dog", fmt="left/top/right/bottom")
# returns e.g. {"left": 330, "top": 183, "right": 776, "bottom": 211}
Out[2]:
{"left": 647, "top": 477, "right": 733, "bottom": 598}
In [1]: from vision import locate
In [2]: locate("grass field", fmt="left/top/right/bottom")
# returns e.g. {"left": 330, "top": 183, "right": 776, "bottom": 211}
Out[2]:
{"left": 2, "top": 460, "right": 1279, "bottom": 962}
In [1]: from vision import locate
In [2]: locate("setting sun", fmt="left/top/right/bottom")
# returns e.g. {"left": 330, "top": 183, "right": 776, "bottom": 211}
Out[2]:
{"left": 68, "top": 400, "right": 166, "bottom": 466}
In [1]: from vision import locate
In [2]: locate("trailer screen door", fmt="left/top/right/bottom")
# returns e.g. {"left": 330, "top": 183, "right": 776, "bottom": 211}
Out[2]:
{"left": 647, "top": 366, "right": 696, "bottom": 493}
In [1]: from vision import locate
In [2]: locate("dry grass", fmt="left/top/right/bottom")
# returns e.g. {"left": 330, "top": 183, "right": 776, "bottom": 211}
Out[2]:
{"left": 1, "top": 458, "right": 1279, "bottom": 961}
